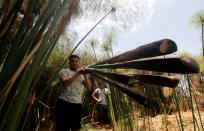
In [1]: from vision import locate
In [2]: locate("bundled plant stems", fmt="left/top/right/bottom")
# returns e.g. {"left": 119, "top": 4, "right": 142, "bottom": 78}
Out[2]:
{"left": 86, "top": 39, "right": 200, "bottom": 110}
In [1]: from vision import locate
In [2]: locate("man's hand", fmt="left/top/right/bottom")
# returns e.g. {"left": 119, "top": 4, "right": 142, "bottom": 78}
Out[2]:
{"left": 80, "top": 66, "right": 92, "bottom": 90}
{"left": 61, "top": 75, "right": 69, "bottom": 81}
{"left": 78, "top": 67, "right": 89, "bottom": 74}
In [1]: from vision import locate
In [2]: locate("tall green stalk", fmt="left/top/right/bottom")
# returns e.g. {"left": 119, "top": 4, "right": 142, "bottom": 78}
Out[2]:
{"left": 202, "top": 22, "right": 204, "bottom": 59}
{"left": 186, "top": 75, "right": 201, "bottom": 131}
{"left": 192, "top": 88, "right": 204, "bottom": 130}
{"left": 0, "top": 0, "right": 71, "bottom": 130}
{"left": 173, "top": 91, "right": 184, "bottom": 131}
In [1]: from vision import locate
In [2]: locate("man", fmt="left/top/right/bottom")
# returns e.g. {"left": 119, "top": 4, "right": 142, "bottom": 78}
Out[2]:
{"left": 92, "top": 81, "right": 111, "bottom": 128}
{"left": 56, "top": 55, "right": 91, "bottom": 131}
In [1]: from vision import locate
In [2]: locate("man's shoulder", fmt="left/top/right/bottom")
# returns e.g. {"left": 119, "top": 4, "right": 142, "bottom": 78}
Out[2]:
{"left": 59, "top": 68, "right": 71, "bottom": 73}
{"left": 59, "top": 68, "right": 70, "bottom": 76}
{"left": 61, "top": 68, "right": 70, "bottom": 71}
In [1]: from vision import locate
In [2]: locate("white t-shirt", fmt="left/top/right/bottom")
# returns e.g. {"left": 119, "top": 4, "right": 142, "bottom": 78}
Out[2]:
{"left": 58, "top": 68, "right": 85, "bottom": 103}
{"left": 95, "top": 88, "right": 110, "bottom": 105}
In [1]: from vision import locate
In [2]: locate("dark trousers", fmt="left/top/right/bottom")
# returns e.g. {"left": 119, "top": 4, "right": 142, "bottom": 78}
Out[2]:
{"left": 55, "top": 99, "right": 82, "bottom": 131}
{"left": 96, "top": 104, "right": 110, "bottom": 125}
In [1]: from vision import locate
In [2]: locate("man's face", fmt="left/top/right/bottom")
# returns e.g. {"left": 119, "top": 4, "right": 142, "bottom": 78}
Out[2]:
{"left": 69, "top": 58, "right": 80, "bottom": 71}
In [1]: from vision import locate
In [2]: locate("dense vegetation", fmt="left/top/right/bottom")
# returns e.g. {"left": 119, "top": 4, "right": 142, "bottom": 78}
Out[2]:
{"left": 0, "top": 1, "right": 204, "bottom": 131}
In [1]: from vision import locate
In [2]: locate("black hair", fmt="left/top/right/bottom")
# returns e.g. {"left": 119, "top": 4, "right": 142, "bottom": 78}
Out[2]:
{"left": 69, "top": 55, "right": 80, "bottom": 61}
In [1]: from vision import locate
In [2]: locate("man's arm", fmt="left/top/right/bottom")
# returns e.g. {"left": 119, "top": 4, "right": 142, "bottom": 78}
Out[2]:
{"left": 59, "top": 71, "right": 81, "bottom": 87}
{"left": 82, "top": 74, "right": 92, "bottom": 90}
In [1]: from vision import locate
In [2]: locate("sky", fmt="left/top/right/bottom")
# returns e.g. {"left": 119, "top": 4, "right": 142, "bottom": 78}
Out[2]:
{"left": 71, "top": 0, "right": 204, "bottom": 56}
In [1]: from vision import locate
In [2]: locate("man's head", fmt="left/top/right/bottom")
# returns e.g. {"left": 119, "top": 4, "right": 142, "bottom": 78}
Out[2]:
{"left": 69, "top": 55, "right": 80, "bottom": 71}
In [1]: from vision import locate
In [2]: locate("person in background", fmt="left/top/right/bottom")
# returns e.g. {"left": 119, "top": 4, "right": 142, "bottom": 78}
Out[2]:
{"left": 56, "top": 55, "right": 91, "bottom": 131}
{"left": 92, "top": 81, "right": 111, "bottom": 128}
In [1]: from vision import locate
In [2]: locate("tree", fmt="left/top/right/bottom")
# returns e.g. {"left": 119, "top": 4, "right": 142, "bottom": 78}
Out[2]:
{"left": 101, "top": 41, "right": 111, "bottom": 58}
{"left": 191, "top": 9, "right": 204, "bottom": 59}
{"left": 103, "top": 31, "right": 117, "bottom": 57}
{"left": 86, "top": 38, "right": 99, "bottom": 61}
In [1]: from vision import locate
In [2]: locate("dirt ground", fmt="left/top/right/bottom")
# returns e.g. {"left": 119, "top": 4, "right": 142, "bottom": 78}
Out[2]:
{"left": 85, "top": 110, "right": 204, "bottom": 131}
{"left": 136, "top": 110, "right": 204, "bottom": 131}
{"left": 38, "top": 110, "right": 204, "bottom": 131}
